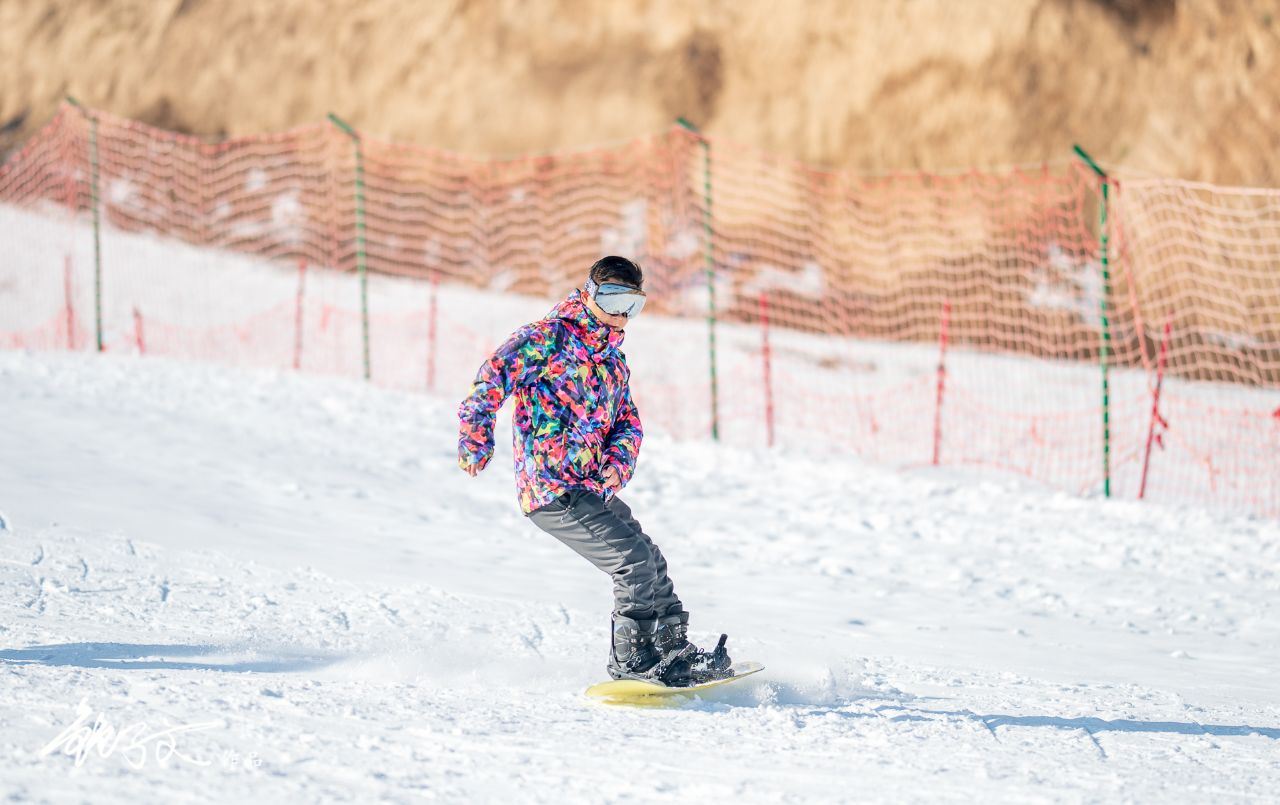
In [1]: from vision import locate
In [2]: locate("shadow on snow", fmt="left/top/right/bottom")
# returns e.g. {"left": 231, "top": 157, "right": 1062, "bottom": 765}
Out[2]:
{"left": 675, "top": 681, "right": 1280, "bottom": 740}
{"left": 0, "top": 642, "right": 341, "bottom": 673}
{"left": 966, "top": 711, "right": 1280, "bottom": 740}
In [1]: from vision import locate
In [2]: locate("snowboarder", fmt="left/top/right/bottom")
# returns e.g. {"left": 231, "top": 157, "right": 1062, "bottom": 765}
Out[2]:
{"left": 457, "top": 256, "right": 732, "bottom": 686}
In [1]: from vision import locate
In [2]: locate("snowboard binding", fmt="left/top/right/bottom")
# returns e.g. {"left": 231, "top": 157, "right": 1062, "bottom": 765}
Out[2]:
{"left": 660, "top": 633, "right": 734, "bottom": 688}
{"left": 686, "top": 634, "right": 734, "bottom": 685}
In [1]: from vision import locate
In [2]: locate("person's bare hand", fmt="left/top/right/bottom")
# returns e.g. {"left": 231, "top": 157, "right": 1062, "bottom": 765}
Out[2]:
{"left": 460, "top": 455, "right": 488, "bottom": 476}
{"left": 601, "top": 465, "right": 622, "bottom": 491}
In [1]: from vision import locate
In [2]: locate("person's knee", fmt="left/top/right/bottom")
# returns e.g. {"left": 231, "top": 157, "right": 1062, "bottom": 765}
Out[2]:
{"left": 616, "top": 540, "right": 656, "bottom": 579}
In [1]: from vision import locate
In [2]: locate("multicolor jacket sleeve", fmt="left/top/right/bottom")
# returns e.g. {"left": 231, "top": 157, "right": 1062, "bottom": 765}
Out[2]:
{"left": 457, "top": 322, "right": 557, "bottom": 468}
{"left": 601, "top": 382, "right": 643, "bottom": 486}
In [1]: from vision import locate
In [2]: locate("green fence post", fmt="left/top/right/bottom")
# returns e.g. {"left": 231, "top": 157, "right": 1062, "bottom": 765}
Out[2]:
{"left": 677, "top": 117, "right": 719, "bottom": 441}
{"left": 1073, "top": 144, "right": 1113, "bottom": 499}
{"left": 67, "top": 97, "right": 103, "bottom": 353}
{"left": 329, "top": 113, "right": 371, "bottom": 382}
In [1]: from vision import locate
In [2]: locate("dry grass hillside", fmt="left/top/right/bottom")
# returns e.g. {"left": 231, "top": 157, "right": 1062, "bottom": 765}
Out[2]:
{"left": 2, "top": 0, "right": 1278, "bottom": 185}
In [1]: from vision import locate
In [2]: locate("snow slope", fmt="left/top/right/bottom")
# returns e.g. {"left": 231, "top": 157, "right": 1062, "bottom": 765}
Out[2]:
{"left": 1, "top": 349, "right": 1277, "bottom": 802}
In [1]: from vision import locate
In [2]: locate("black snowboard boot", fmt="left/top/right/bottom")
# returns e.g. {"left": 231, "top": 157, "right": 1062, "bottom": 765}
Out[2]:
{"left": 606, "top": 614, "right": 662, "bottom": 681}
{"left": 655, "top": 612, "right": 733, "bottom": 685}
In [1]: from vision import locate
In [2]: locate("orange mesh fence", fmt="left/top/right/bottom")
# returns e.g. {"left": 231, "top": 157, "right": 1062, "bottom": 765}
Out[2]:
{"left": 1109, "top": 177, "right": 1280, "bottom": 511}
{"left": 1, "top": 103, "right": 1276, "bottom": 517}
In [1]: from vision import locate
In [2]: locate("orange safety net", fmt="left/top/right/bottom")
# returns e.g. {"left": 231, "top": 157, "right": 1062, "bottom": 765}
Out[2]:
{"left": 1, "top": 103, "right": 1276, "bottom": 518}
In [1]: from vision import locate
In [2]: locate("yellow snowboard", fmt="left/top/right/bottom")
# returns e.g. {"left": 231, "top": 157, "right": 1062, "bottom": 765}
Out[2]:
{"left": 585, "top": 662, "right": 765, "bottom": 705}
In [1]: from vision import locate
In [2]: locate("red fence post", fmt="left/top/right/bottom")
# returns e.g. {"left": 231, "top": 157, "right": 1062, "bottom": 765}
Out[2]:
{"left": 293, "top": 259, "right": 307, "bottom": 370}
{"left": 64, "top": 255, "right": 76, "bottom": 350}
{"left": 758, "top": 290, "right": 775, "bottom": 448}
{"left": 1139, "top": 317, "right": 1173, "bottom": 499}
{"left": 133, "top": 307, "right": 146, "bottom": 355}
{"left": 932, "top": 299, "right": 952, "bottom": 466}
{"left": 427, "top": 271, "right": 439, "bottom": 393}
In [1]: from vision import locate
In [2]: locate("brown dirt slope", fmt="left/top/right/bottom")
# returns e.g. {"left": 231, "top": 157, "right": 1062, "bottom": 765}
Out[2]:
{"left": 1, "top": 0, "right": 1277, "bottom": 185}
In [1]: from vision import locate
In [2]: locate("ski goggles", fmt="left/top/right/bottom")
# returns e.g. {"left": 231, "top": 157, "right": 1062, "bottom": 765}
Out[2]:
{"left": 586, "top": 277, "right": 647, "bottom": 318}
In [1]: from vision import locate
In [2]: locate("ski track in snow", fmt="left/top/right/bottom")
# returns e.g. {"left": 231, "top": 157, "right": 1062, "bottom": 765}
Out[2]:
{"left": 0, "top": 350, "right": 1277, "bottom": 803}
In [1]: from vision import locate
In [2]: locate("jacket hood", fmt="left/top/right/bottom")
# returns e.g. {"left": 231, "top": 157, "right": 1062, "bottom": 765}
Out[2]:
{"left": 547, "top": 288, "right": 626, "bottom": 361}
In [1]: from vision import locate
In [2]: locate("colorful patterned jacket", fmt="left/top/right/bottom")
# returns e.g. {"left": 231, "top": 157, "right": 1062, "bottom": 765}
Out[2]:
{"left": 457, "top": 289, "right": 644, "bottom": 514}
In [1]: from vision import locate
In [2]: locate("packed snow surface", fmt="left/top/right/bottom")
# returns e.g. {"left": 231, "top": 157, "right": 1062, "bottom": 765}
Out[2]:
{"left": 1, "top": 350, "right": 1277, "bottom": 802}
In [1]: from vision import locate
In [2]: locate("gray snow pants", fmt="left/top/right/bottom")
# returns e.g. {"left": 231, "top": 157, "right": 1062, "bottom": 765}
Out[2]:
{"left": 527, "top": 489, "right": 683, "bottom": 621}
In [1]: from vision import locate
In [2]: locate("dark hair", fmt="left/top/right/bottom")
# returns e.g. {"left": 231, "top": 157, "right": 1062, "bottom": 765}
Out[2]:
{"left": 589, "top": 256, "right": 643, "bottom": 288}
